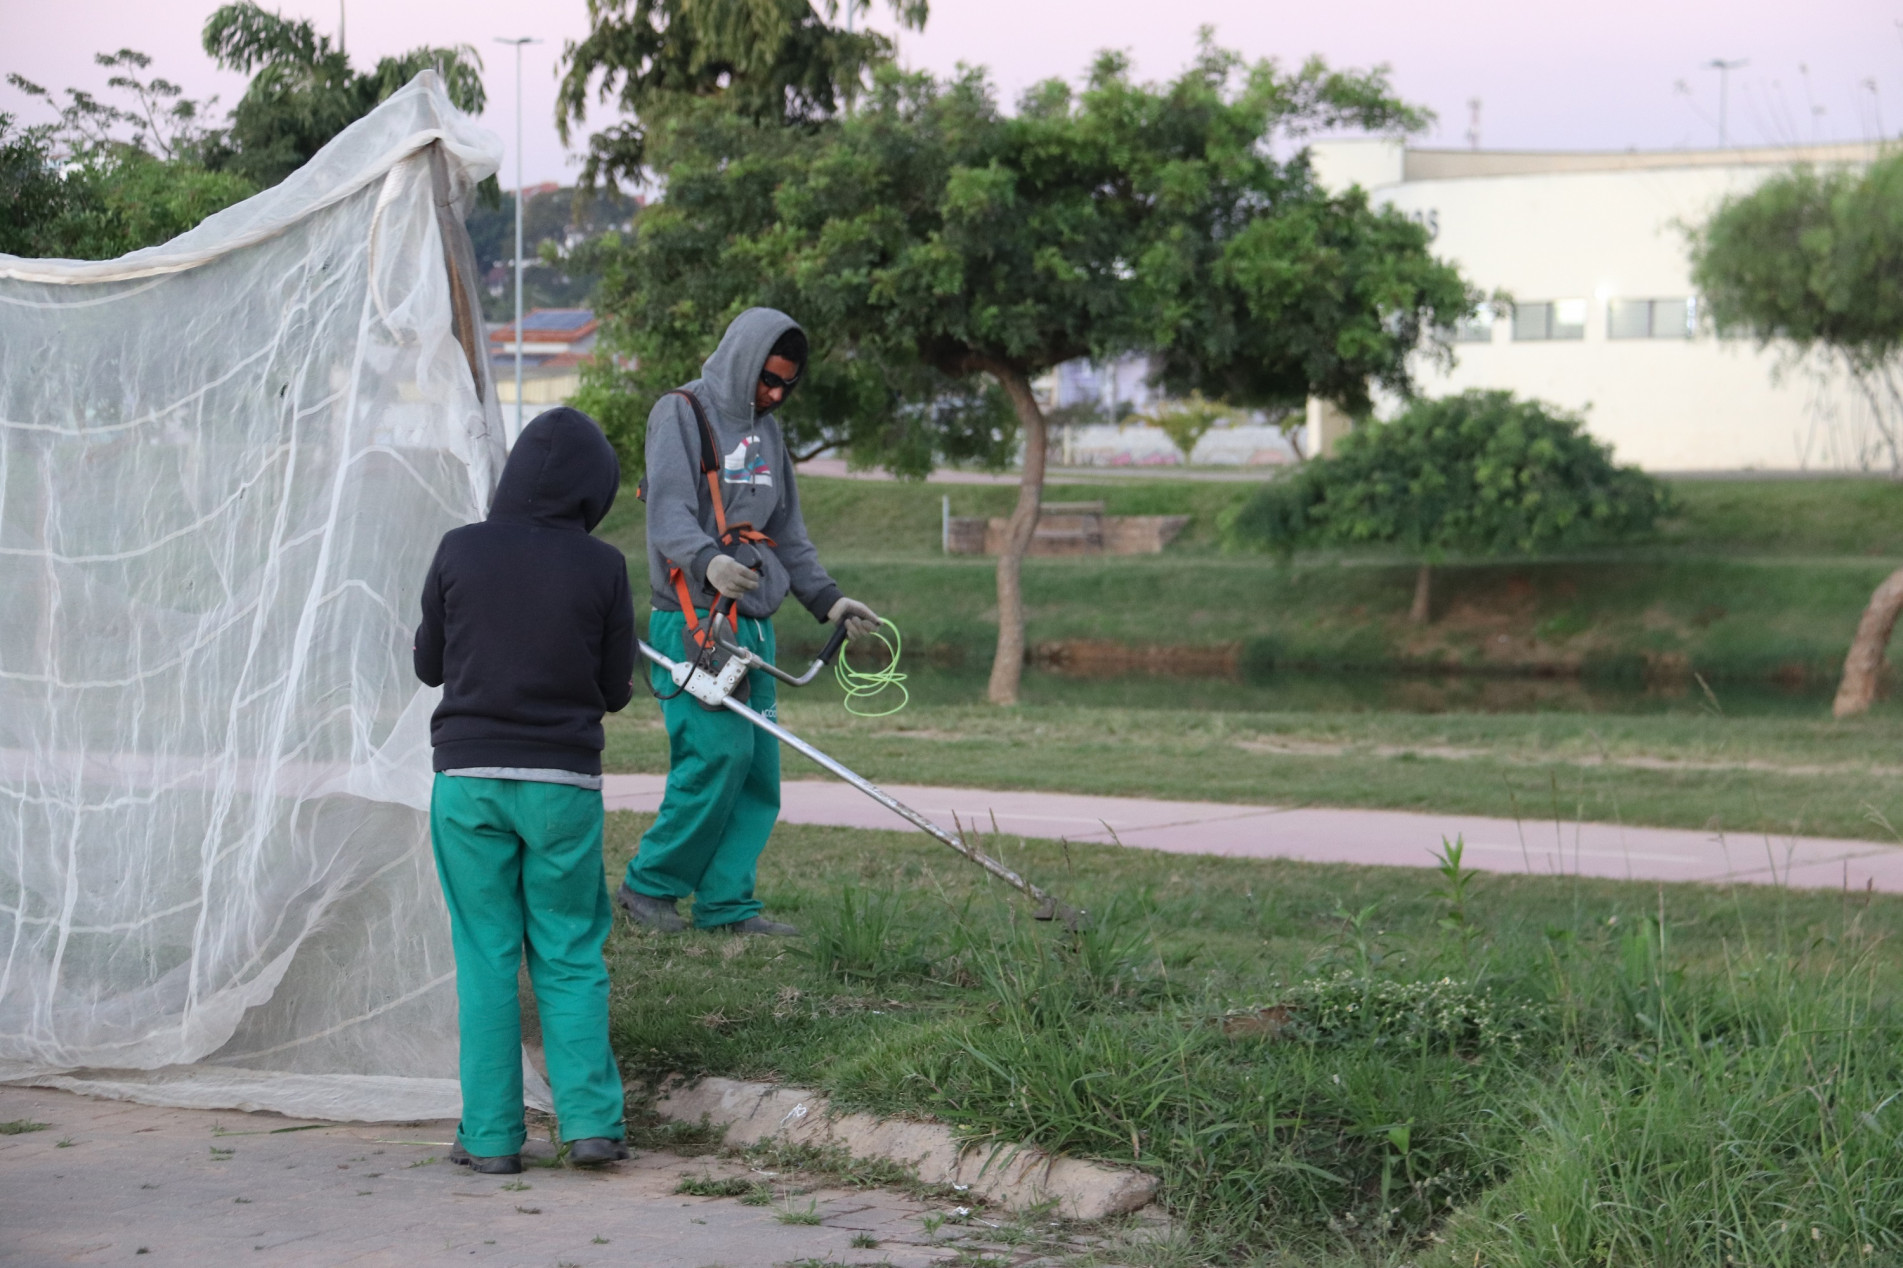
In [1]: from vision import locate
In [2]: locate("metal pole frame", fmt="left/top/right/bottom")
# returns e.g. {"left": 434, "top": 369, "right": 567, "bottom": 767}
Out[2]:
{"left": 495, "top": 36, "right": 543, "bottom": 444}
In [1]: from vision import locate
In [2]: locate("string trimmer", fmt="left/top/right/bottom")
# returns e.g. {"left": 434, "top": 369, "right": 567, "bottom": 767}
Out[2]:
{"left": 638, "top": 573, "right": 1084, "bottom": 929}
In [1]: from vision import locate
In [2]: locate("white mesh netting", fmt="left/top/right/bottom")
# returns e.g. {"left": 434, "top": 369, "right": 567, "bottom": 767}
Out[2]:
{"left": 0, "top": 73, "right": 529, "bottom": 1121}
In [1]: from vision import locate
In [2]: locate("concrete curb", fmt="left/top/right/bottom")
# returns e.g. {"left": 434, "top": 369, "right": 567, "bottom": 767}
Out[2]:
{"left": 653, "top": 1076, "right": 1159, "bottom": 1221}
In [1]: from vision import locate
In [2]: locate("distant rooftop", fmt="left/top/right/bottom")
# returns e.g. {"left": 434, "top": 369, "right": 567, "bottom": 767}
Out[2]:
{"left": 1307, "top": 136, "right": 1888, "bottom": 198}
{"left": 490, "top": 308, "right": 598, "bottom": 342}
{"left": 1400, "top": 139, "right": 1885, "bottom": 181}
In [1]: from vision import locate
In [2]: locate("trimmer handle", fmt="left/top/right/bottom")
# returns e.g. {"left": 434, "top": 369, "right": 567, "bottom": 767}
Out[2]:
{"left": 707, "top": 544, "right": 766, "bottom": 641}
{"left": 816, "top": 621, "right": 851, "bottom": 667}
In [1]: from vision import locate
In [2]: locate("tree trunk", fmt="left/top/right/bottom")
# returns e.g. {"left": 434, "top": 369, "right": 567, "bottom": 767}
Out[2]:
{"left": 1410, "top": 562, "right": 1432, "bottom": 625}
{"left": 983, "top": 363, "right": 1050, "bottom": 706}
{"left": 1834, "top": 566, "right": 1903, "bottom": 717}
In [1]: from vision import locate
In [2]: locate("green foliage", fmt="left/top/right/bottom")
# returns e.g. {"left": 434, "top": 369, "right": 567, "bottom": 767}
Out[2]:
{"left": 1146, "top": 392, "right": 1242, "bottom": 462}
{"left": 1, "top": 53, "right": 255, "bottom": 260}
{"left": 557, "top": 0, "right": 926, "bottom": 188}
{"left": 1692, "top": 152, "right": 1903, "bottom": 374}
{"left": 202, "top": 2, "right": 486, "bottom": 188}
{"left": 49, "top": 151, "right": 255, "bottom": 259}
{"left": 1227, "top": 390, "right": 1670, "bottom": 562}
{"left": 582, "top": 41, "right": 1468, "bottom": 480}
{"left": 1692, "top": 151, "right": 1903, "bottom": 471}
{"left": 673, "top": 1173, "right": 758, "bottom": 1197}
{"left": 7, "top": 50, "right": 224, "bottom": 165}
{"left": 573, "top": 91, "right": 1020, "bottom": 479}
{"left": 0, "top": 115, "right": 71, "bottom": 256}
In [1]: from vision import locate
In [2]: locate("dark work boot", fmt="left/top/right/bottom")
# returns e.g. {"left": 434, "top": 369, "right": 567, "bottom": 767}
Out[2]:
{"left": 449, "top": 1141, "right": 522, "bottom": 1175}
{"left": 616, "top": 882, "right": 686, "bottom": 933}
{"left": 719, "top": 915, "right": 800, "bottom": 937}
{"left": 567, "top": 1137, "right": 631, "bottom": 1167}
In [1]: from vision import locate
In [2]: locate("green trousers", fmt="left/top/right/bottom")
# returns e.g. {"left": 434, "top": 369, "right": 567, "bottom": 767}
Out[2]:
{"left": 623, "top": 607, "right": 780, "bottom": 929}
{"left": 429, "top": 774, "right": 626, "bottom": 1157}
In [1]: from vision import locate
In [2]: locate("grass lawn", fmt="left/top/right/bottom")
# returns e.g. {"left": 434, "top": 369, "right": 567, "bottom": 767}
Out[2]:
{"left": 599, "top": 471, "right": 1903, "bottom": 838}
{"left": 606, "top": 812, "right": 1903, "bottom": 1265}
{"left": 598, "top": 473, "right": 1903, "bottom": 685}
{"left": 605, "top": 694, "right": 1903, "bottom": 841}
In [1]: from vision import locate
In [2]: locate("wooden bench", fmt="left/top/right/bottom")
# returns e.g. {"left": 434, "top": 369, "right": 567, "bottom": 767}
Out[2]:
{"left": 946, "top": 501, "right": 1188, "bottom": 556}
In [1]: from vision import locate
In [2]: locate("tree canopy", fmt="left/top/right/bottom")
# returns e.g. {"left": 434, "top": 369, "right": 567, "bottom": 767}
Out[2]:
{"left": 202, "top": 2, "right": 487, "bottom": 188}
{"left": 5, "top": 13, "right": 488, "bottom": 259}
{"left": 557, "top": 0, "right": 928, "bottom": 189}
{"left": 1690, "top": 151, "right": 1903, "bottom": 472}
{"left": 577, "top": 39, "right": 1474, "bottom": 699}
{"left": 3, "top": 51, "right": 255, "bottom": 259}
{"left": 1225, "top": 390, "right": 1669, "bottom": 621}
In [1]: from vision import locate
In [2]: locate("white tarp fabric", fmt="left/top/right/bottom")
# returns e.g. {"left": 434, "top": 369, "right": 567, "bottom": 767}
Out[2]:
{"left": 0, "top": 73, "right": 524, "bottom": 1121}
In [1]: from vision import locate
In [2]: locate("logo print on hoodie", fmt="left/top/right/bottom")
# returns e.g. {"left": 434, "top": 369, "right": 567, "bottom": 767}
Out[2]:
{"left": 722, "top": 436, "right": 773, "bottom": 488}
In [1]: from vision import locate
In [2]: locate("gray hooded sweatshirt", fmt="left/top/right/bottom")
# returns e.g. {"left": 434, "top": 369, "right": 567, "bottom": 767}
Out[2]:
{"left": 645, "top": 307, "right": 844, "bottom": 623}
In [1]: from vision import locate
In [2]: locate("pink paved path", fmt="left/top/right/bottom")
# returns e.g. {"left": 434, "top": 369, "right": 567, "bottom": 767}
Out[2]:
{"left": 605, "top": 774, "right": 1903, "bottom": 894}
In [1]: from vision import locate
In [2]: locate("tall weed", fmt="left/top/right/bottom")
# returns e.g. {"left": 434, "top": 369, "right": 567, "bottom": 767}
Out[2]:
{"left": 803, "top": 886, "right": 938, "bottom": 985}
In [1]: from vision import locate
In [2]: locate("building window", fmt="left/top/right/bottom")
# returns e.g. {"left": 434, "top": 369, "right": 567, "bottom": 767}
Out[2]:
{"left": 1512, "top": 299, "right": 1587, "bottom": 342}
{"left": 1455, "top": 310, "right": 1496, "bottom": 343}
{"left": 1607, "top": 297, "right": 1696, "bottom": 340}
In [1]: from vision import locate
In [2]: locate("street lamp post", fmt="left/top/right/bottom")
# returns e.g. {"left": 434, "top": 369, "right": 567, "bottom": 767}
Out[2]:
{"left": 1707, "top": 58, "right": 1748, "bottom": 148}
{"left": 495, "top": 36, "right": 542, "bottom": 444}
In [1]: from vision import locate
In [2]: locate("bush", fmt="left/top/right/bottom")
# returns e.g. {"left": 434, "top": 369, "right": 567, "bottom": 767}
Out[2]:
{"left": 1226, "top": 390, "right": 1670, "bottom": 560}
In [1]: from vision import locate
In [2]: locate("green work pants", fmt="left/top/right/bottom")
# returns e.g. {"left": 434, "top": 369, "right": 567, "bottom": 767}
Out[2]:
{"left": 623, "top": 607, "right": 780, "bottom": 929}
{"left": 429, "top": 774, "right": 626, "bottom": 1157}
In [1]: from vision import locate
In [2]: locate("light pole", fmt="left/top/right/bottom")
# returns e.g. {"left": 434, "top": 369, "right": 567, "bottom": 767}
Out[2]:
{"left": 1707, "top": 58, "right": 1747, "bottom": 148}
{"left": 495, "top": 36, "right": 542, "bottom": 443}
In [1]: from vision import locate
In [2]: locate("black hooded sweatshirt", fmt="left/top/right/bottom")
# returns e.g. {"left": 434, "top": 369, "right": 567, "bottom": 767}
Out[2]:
{"left": 413, "top": 407, "right": 636, "bottom": 775}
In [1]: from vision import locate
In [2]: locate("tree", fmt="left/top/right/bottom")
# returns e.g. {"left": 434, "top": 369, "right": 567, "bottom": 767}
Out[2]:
{"left": 1225, "top": 390, "right": 1669, "bottom": 623}
{"left": 569, "top": 94, "right": 1017, "bottom": 479}
{"left": 464, "top": 183, "right": 643, "bottom": 321}
{"left": 1148, "top": 392, "right": 1241, "bottom": 464}
{"left": 1692, "top": 153, "right": 1903, "bottom": 472}
{"left": 4, "top": 52, "right": 255, "bottom": 259}
{"left": 0, "top": 115, "right": 72, "bottom": 256}
{"left": 577, "top": 41, "right": 1472, "bottom": 702}
{"left": 1690, "top": 154, "right": 1903, "bottom": 716}
{"left": 556, "top": 0, "right": 927, "bottom": 189}
{"left": 202, "top": 2, "right": 487, "bottom": 188}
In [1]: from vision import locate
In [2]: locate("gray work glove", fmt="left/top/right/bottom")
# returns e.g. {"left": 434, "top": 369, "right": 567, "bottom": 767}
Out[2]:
{"left": 827, "top": 596, "right": 881, "bottom": 639}
{"left": 706, "top": 554, "right": 761, "bottom": 600}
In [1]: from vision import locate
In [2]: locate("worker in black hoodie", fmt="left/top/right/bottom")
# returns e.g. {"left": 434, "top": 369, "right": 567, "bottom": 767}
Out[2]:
{"left": 413, "top": 407, "right": 634, "bottom": 1176}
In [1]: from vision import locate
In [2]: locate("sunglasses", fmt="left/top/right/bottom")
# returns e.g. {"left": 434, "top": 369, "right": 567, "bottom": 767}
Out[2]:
{"left": 760, "top": 366, "right": 801, "bottom": 394}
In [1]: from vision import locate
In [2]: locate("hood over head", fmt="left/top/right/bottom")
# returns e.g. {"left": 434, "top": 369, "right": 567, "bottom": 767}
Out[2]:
{"left": 701, "top": 307, "right": 803, "bottom": 424}
{"left": 488, "top": 407, "right": 620, "bottom": 531}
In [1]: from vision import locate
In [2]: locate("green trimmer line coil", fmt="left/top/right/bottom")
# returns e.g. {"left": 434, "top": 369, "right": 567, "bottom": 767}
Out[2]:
{"left": 834, "top": 618, "right": 908, "bottom": 717}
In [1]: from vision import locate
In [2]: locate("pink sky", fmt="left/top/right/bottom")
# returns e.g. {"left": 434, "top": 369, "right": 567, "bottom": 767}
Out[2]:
{"left": 2, "top": 0, "right": 1895, "bottom": 189}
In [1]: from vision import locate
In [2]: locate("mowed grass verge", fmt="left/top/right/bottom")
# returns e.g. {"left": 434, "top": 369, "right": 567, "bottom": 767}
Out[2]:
{"left": 604, "top": 699, "right": 1903, "bottom": 841}
{"left": 605, "top": 812, "right": 1903, "bottom": 1266}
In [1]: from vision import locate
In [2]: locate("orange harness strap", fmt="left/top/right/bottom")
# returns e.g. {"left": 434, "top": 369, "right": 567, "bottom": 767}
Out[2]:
{"left": 662, "top": 390, "right": 775, "bottom": 654}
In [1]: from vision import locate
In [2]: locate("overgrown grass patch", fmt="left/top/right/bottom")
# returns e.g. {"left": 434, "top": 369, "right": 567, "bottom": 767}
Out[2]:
{"left": 605, "top": 812, "right": 1903, "bottom": 1265}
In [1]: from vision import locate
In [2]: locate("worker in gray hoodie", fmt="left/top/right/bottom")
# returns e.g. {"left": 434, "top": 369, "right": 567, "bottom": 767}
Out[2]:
{"left": 618, "top": 307, "right": 878, "bottom": 935}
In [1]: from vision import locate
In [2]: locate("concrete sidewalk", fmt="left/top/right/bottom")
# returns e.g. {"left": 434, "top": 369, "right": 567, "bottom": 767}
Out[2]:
{"left": 605, "top": 775, "right": 1903, "bottom": 893}
{"left": 0, "top": 1086, "right": 1085, "bottom": 1267}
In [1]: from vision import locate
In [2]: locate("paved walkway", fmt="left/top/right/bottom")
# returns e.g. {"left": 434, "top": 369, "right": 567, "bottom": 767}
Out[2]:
{"left": 605, "top": 775, "right": 1903, "bottom": 893}
{"left": 0, "top": 1086, "right": 1088, "bottom": 1268}
{"left": 795, "top": 458, "right": 1274, "bottom": 485}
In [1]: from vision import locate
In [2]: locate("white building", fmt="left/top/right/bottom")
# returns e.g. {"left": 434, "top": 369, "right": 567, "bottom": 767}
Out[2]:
{"left": 1308, "top": 138, "right": 1884, "bottom": 471}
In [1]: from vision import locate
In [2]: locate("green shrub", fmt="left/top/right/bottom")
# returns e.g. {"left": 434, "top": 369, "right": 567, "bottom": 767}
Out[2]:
{"left": 1226, "top": 391, "right": 1672, "bottom": 562}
